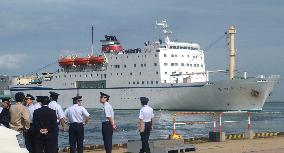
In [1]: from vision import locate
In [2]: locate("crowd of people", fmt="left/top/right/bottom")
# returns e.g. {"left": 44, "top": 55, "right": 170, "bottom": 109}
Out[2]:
{"left": 0, "top": 91, "right": 154, "bottom": 153}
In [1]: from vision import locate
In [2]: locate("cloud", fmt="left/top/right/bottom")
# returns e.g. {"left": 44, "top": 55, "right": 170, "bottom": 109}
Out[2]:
{"left": 0, "top": 53, "right": 29, "bottom": 70}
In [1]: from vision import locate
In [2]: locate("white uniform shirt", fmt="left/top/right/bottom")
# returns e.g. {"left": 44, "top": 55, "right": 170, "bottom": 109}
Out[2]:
{"left": 48, "top": 100, "right": 64, "bottom": 123}
{"left": 27, "top": 103, "right": 41, "bottom": 123}
{"left": 101, "top": 102, "right": 114, "bottom": 122}
{"left": 27, "top": 104, "right": 35, "bottom": 123}
{"left": 139, "top": 105, "right": 154, "bottom": 122}
{"left": 64, "top": 104, "right": 90, "bottom": 123}
{"left": 33, "top": 102, "right": 41, "bottom": 110}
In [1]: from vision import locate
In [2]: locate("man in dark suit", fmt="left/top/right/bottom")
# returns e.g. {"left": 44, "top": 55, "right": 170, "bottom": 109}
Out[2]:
{"left": 0, "top": 97, "right": 11, "bottom": 128}
{"left": 32, "top": 96, "right": 57, "bottom": 153}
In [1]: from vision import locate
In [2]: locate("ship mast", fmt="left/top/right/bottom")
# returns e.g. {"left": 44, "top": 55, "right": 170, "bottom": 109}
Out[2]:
{"left": 91, "top": 26, "right": 94, "bottom": 55}
{"left": 156, "top": 20, "right": 172, "bottom": 43}
{"left": 228, "top": 26, "right": 236, "bottom": 80}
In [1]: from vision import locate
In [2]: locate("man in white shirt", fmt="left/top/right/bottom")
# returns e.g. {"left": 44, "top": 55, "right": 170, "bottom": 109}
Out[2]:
{"left": 24, "top": 94, "right": 36, "bottom": 152}
{"left": 48, "top": 91, "right": 65, "bottom": 151}
{"left": 100, "top": 92, "right": 116, "bottom": 153}
{"left": 138, "top": 97, "right": 154, "bottom": 153}
{"left": 64, "top": 96, "right": 91, "bottom": 153}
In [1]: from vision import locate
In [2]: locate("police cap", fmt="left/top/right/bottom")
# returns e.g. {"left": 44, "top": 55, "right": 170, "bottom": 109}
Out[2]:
{"left": 49, "top": 91, "right": 60, "bottom": 96}
{"left": 72, "top": 96, "right": 82, "bottom": 101}
{"left": 36, "top": 96, "right": 44, "bottom": 102}
{"left": 41, "top": 96, "right": 50, "bottom": 105}
{"left": 100, "top": 92, "right": 110, "bottom": 98}
{"left": 26, "top": 94, "right": 35, "bottom": 100}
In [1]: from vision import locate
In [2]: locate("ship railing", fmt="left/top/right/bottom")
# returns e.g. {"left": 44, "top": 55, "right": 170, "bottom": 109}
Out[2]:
{"left": 255, "top": 74, "right": 280, "bottom": 79}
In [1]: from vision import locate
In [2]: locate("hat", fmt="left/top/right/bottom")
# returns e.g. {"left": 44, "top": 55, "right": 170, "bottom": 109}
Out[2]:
{"left": 41, "top": 96, "right": 50, "bottom": 105}
{"left": 72, "top": 96, "right": 82, "bottom": 101}
{"left": 1, "top": 97, "right": 11, "bottom": 102}
{"left": 36, "top": 96, "right": 44, "bottom": 102}
{"left": 140, "top": 97, "right": 149, "bottom": 102}
{"left": 26, "top": 94, "right": 35, "bottom": 100}
{"left": 100, "top": 92, "right": 110, "bottom": 98}
{"left": 49, "top": 91, "right": 60, "bottom": 96}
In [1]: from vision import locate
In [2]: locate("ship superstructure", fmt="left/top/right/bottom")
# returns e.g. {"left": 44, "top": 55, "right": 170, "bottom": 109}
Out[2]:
{"left": 10, "top": 20, "right": 279, "bottom": 110}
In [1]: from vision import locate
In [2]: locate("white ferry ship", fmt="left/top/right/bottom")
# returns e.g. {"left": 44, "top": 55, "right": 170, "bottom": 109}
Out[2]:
{"left": 10, "top": 20, "right": 280, "bottom": 110}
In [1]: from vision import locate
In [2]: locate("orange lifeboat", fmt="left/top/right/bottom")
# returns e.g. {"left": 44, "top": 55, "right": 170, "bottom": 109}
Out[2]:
{"left": 89, "top": 55, "right": 105, "bottom": 64}
{"left": 74, "top": 57, "right": 89, "bottom": 66}
{"left": 59, "top": 57, "right": 74, "bottom": 67}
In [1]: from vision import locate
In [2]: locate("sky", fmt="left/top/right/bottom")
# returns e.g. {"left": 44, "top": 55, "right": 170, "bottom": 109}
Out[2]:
{"left": 0, "top": 0, "right": 283, "bottom": 101}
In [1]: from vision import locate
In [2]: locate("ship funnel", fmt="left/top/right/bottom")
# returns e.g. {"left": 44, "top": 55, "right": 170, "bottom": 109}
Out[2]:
{"left": 228, "top": 26, "right": 236, "bottom": 80}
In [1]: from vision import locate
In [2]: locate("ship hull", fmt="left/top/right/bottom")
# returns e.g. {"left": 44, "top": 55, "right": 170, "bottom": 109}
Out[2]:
{"left": 10, "top": 77, "right": 279, "bottom": 111}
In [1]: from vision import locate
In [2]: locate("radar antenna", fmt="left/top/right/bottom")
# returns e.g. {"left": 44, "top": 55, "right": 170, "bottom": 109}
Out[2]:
{"left": 156, "top": 20, "right": 172, "bottom": 43}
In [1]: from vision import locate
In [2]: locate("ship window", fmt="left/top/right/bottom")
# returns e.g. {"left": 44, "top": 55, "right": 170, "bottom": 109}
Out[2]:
{"left": 182, "top": 55, "right": 184, "bottom": 57}
{"left": 134, "top": 64, "right": 136, "bottom": 67}
{"left": 90, "top": 74, "right": 92, "bottom": 77}
{"left": 70, "top": 75, "right": 72, "bottom": 78}
{"left": 156, "top": 71, "right": 159, "bottom": 74}
{"left": 74, "top": 75, "right": 76, "bottom": 77}
{"left": 144, "top": 64, "right": 146, "bottom": 67}
{"left": 177, "top": 46, "right": 180, "bottom": 49}
{"left": 164, "top": 63, "right": 168, "bottom": 66}
{"left": 101, "top": 74, "right": 103, "bottom": 79}
{"left": 187, "top": 55, "right": 190, "bottom": 58}
{"left": 155, "top": 54, "right": 157, "bottom": 57}
{"left": 76, "top": 80, "right": 106, "bottom": 89}
{"left": 140, "top": 72, "right": 141, "bottom": 75}
{"left": 128, "top": 82, "right": 130, "bottom": 84}
{"left": 142, "top": 81, "right": 144, "bottom": 84}
{"left": 147, "top": 81, "right": 149, "bottom": 84}
{"left": 141, "top": 64, "right": 143, "bottom": 67}
{"left": 137, "top": 81, "right": 139, "bottom": 84}
{"left": 164, "top": 54, "right": 167, "bottom": 57}
{"left": 197, "top": 64, "right": 199, "bottom": 67}
{"left": 114, "top": 65, "right": 120, "bottom": 68}
{"left": 171, "top": 54, "right": 174, "bottom": 57}
{"left": 127, "top": 56, "right": 128, "bottom": 58}
{"left": 181, "top": 63, "right": 184, "bottom": 66}
{"left": 133, "top": 82, "right": 135, "bottom": 84}
{"left": 175, "top": 54, "right": 177, "bottom": 57}
{"left": 130, "top": 72, "right": 132, "bottom": 75}
{"left": 173, "top": 46, "right": 176, "bottom": 49}
{"left": 154, "top": 63, "right": 158, "bottom": 66}
{"left": 138, "top": 55, "right": 139, "bottom": 58}
{"left": 111, "top": 73, "right": 112, "bottom": 75}
{"left": 124, "top": 65, "right": 126, "bottom": 68}
{"left": 117, "top": 73, "right": 119, "bottom": 75}
{"left": 116, "top": 57, "right": 118, "bottom": 59}
{"left": 187, "top": 64, "right": 189, "bottom": 66}
{"left": 104, "top": 74, "right": 106, "bottom": 78}
{"left": 151, "top": 81, "right": 153, "bottom": 84}
{"left": 190, "top": 64, "right": 192, "bottom": 67}
{"left": 164, "top": 80, "right": 167, "bottom": 83}
{"left": 97, "top": 74, "right": 99, "bottom": 77}
{"left": 85, "top": 75, "right": 88, "bottom": 77}
{"left": 194, "top": 64, "right": 197, "bottom": 67}
{"left": 80, "top": 75, "right": 82, "bottom": 77}
{"left": 170, "top": 46, "right": 173, "bottom": 49}
{"left": 55, "top": 76, "right": 57, "bottom": 78}
{"left": 175, "top": 63, "right": 178, "bottom": 66}
{"left": 64, "top": 75, "right": 66, "bottom": 78}
{"left": 156, "top": 81, "right": 158, "bottom": 84}
{"left": 121, "top": 73, "right": 122, "bottom": 75}
{"left": 201, "top": 64, "right": 203, "bottom": 67}
{"left": 165, "top": 72, "right": 167, "bottom": 74}
{"left": 171, "top": 63, "right": 174, "bottom": 66}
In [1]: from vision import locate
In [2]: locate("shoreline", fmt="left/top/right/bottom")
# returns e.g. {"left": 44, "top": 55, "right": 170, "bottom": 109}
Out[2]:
{"left": 60, "top": 136, "right": 284, "bottom": 153}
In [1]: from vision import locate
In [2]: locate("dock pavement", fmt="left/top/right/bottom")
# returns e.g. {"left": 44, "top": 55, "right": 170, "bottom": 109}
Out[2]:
{"left": 60, "top": 136, "right": 284, "bottom": 153}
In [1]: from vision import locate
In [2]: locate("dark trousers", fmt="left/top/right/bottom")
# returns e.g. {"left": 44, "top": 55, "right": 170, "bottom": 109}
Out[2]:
{"left": 24, "top": 125, "right": 33, "bottom": 153}
{"left": 33, "top": 138, "right": 57, "bottom": 153}
{"left": 140, "top": 122, "right": 152, "bottom": 153}
{"left": 55, "top": 125, "right": 59, "bottom": 153}
{"left": 102, "top": 121, "right": 113, "bottom": 153}
{"left": 69, "top": 123, "right": 84, "bottom": 153}
{"left": 24, "top": 132, "right": 32, "bottom": 152}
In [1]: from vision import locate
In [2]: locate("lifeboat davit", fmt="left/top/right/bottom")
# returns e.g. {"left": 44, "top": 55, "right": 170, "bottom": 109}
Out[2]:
{"left": 74, "top": 57, "right": 89, "bottom": 66}
{"left": 89, "top": 56, "right": 105, "bottom": 64}
{"left": 58, "top": 57, "right": 74, "bottom": 67}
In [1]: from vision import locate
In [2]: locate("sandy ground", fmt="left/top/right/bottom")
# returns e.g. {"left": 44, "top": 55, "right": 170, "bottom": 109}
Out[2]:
{"left": 61, "top": 136, "right": 284, "bottom": 153}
